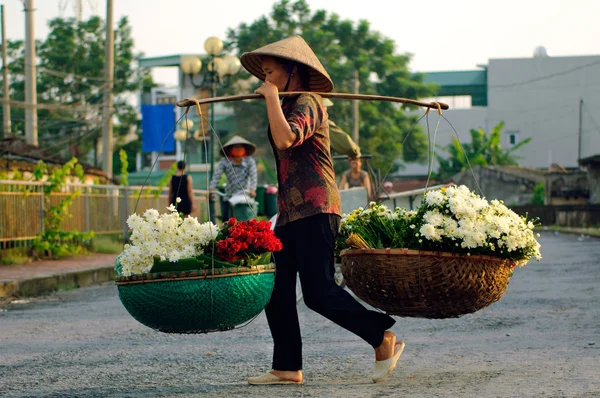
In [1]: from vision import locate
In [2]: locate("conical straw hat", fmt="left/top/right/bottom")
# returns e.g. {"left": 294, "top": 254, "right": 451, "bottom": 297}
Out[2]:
{"left": 240, "top": 35, "right": 334, "bottom": 92}
{"left": 220, "top": 135, "right": 256, "bottom": 156}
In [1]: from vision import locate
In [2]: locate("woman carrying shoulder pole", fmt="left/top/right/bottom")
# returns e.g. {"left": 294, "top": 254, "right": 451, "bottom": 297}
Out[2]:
{"left": 242, "top": 35, "right": 404, "bottom": 385}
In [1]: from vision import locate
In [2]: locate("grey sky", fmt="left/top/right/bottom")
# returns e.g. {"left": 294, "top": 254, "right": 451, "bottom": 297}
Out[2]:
{"left": 3, "top": 0, "right": 599, "bottom": 87}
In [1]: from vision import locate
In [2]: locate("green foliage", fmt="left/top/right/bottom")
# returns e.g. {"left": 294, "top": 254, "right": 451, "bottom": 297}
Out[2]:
{"left": 0, "top": 249, "right": 30, "bottom": 265}
{"left": 32, "top": 160, "right": 47, "bottom": 180}
{"left": 1, "top": 16, "right": 155, "bottom": 167}
{"left": 92, "top": 235, "right": 124, "bottom": 254}
{"left": 112, "top": 139, "right": 140, "bottom": 178}
{"left": 259, "top": 158, "right": 277, "bottom": 185}
{"left": 33, "top": 230, "right": 94, "bottom": 258}
{"left": 27, "top": 158, "right": 95, "bottom": 258}
{"left": 225, "top": 0, "right": 436, "bottom": 173}
{"left": 119, "top": 149, "right": 129, "bottom": 186}
{"left": 10, "top": 168, "right": 24, "bottom": 180}
{"left": 436, "top": 121, "right": 532, "bottom": 179}
{"left": 531, "top": 183, "right": 545, "bottom": 205}
{"left": 148, "top": 163, "right": 177, "bottom": 198}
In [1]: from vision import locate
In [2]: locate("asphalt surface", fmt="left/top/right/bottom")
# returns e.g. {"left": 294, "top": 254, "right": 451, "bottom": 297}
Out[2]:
{"left": 1, "top": 232, "right": 599, "bottom": 398}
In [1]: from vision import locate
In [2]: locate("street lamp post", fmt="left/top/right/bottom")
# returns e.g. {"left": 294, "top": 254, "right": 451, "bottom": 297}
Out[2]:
{"left": 180, "top": 37, "right": 241, "bottom": 222}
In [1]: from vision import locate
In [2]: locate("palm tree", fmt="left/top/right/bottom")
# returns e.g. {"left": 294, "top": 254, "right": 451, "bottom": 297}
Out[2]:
{"left": 436, "top": 122, "right": 532, "bottom": 179}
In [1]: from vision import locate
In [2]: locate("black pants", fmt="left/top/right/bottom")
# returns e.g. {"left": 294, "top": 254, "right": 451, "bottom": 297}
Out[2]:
{"left": 219, "top": 201, "right": 231, "bottom": 222}
{"left": 265, "top": 213, "right": 396, "bottom": 371}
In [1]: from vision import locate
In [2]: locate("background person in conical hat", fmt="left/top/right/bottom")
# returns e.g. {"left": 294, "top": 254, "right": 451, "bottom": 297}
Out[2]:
{"left": 209, "top": 135, "right": 258, "bottom": 218}
{"left": 242, "top": 35, "right": 402, "bottom": 386}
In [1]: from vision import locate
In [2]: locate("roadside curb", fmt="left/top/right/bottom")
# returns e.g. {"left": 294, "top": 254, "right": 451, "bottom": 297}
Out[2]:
{"left": 0, "top": 266, "right": 116, "bottom": 300}
{"left": 540, "top": 227, "right": 600, "bottom": 238}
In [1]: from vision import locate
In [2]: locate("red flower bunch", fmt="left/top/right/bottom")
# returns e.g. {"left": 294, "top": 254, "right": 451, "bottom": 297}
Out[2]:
{"left": 215, "top": 218, "right": 283, "bottom": 263}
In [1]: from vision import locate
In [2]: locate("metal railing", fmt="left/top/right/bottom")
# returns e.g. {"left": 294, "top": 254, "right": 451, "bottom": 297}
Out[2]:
{"left": 0, "top": 180, "right": 209, "bottom": 245}
{"left": 378, "top": 184, "right": 451, "bottom": 210}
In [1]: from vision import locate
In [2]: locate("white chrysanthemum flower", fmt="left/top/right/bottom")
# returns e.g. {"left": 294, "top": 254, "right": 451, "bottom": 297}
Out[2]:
{"left": 424, "top": 210, "right": 444, "bottom": 227}
{"left": 169, "top": 250, "right": 183, "bottom": 262}
{"left": 425, "top": 190, "right": 445, "bottom": 206}
{"left": 442, "top": 217, "right": 458, "bottom": 237}
{"left": 420, "top": 223, "right": 442, "bottom": 241}
{"left": 126, "top": 214, "right": 144, "bottom": 230}
{"left": 143, "top": 208, "right": 159, "bottom": 220}
{"left": 335, "top": 185, "right": 540, "bottom": 267}
{"left": 119, "top": 207, "right": 219, "bottom": 276}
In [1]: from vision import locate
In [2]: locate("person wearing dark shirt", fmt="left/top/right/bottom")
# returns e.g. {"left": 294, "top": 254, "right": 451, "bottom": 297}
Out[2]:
{"left": 242, "top": 35, "right": 403, "bottom": 386}
{"left": 168, "top": 160, "right": 195, "bottom": 217}
{"left": 338, "top": 156, "right": 372, "bottom": 199}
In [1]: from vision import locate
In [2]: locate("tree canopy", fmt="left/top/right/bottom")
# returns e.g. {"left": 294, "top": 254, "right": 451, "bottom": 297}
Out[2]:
{"left": 1, "top": 16, "right": 154, "bottom": 174}
{"left": 225, "top": 0, "right": 437, "bottom": 173}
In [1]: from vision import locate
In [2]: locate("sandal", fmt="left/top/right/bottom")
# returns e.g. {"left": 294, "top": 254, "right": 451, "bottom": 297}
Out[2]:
{"left": 371, "top": 341, "right": 405, "bottom": 383}
{"left": 248, "top": 371, "right": 303, "bottom": 385}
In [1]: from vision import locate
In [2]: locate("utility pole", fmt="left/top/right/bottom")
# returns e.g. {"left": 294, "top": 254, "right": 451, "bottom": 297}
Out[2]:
{"left": 1, "top": 5, "right": 11, "bottom": 139}
{"left": 24, "top": 0, "right": 37, "bottom": 146}
{"left": 75, "top": 0, "right": 83, "bottom": 21}
{"left": 102, "top": 0, "right": 114, "bottom": 177}
{"left": 577, "top": 98, "right": 583, "bottom": 164}
{"left": 352, "top": 69, "right": 360, "bottom": 145}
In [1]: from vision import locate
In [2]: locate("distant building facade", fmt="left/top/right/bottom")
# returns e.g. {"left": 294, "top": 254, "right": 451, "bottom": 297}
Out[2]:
{"left": 397, "top": 52, "right": 600, "bottom": 177}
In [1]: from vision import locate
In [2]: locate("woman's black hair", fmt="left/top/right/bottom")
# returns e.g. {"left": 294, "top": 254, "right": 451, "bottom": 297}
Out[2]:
{"left": 177, "top": 160, "right": 186, "bottom": 170}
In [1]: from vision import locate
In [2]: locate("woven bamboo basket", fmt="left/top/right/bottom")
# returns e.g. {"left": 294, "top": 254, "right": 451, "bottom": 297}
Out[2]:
{"left": 341, "top": 248, "right": 514, "bottom": 319}
{"left": 115, "top": 264, "right": 275, "bottom": 333}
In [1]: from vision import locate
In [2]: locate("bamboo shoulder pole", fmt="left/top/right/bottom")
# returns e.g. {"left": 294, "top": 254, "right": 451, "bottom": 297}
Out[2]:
{"left": 176, "top": 92, "right": 449, "bottom": 111}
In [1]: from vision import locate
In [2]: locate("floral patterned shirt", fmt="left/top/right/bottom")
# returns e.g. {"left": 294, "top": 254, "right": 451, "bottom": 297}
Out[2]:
{"left": 269, "top": 93, "right": 342, "bottom": 226}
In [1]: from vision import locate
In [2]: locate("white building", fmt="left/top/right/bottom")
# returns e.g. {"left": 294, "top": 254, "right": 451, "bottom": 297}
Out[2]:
{"left": 397, "top": 50, "right": 600, "bottom": 176}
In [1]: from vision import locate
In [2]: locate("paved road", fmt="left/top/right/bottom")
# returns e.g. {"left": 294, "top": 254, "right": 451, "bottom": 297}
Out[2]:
{"left": 1, "top": 233, "right": 599, "bottom": 398}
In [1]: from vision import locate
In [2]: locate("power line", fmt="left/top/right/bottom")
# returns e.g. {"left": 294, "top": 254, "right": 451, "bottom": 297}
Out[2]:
{"left": 4, "top": 98, "right": 103, "bottom": 112}
{"left": 489, "top": 59, "right": 600, "bottom": 89}
{"left": 14, "top": 60, "right": 107, "bottom": 83}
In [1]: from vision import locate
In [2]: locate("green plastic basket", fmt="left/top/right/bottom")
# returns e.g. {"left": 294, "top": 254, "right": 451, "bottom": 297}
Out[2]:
{"left": 116, "top": 264, "right": 275, "bottom": 334}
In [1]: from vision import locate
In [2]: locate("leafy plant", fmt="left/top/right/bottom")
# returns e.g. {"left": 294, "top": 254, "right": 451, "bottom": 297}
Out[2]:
{"left": 29, "top": 158, "right": 94, "bottom": 258}
{"left": 259, "top": 158, "right": 277, "bottom": 185}
{"left": 150, "top": 163, "right": 177, "bottom": 198}
{"left": 436, "top": 122, "right": 532, "bottom": 179}
{"left": 0, "top": 249, "right": 30, "bottom": 265}
{"left": 531, "top": 183, "right": 545, "bottom": 205}
{"left": 119, "top": 149, "right": 129, "bottom": 186}
{"left": 33, "top": 230, "right": 94, "bottom": 258}
{"left": 92, "top": 235, "right": 124, "bottom": 254}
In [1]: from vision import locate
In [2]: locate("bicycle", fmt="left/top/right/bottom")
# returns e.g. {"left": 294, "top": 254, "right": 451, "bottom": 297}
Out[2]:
{"left": 211, "top": 189, "right": 258, "bottom": 222}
